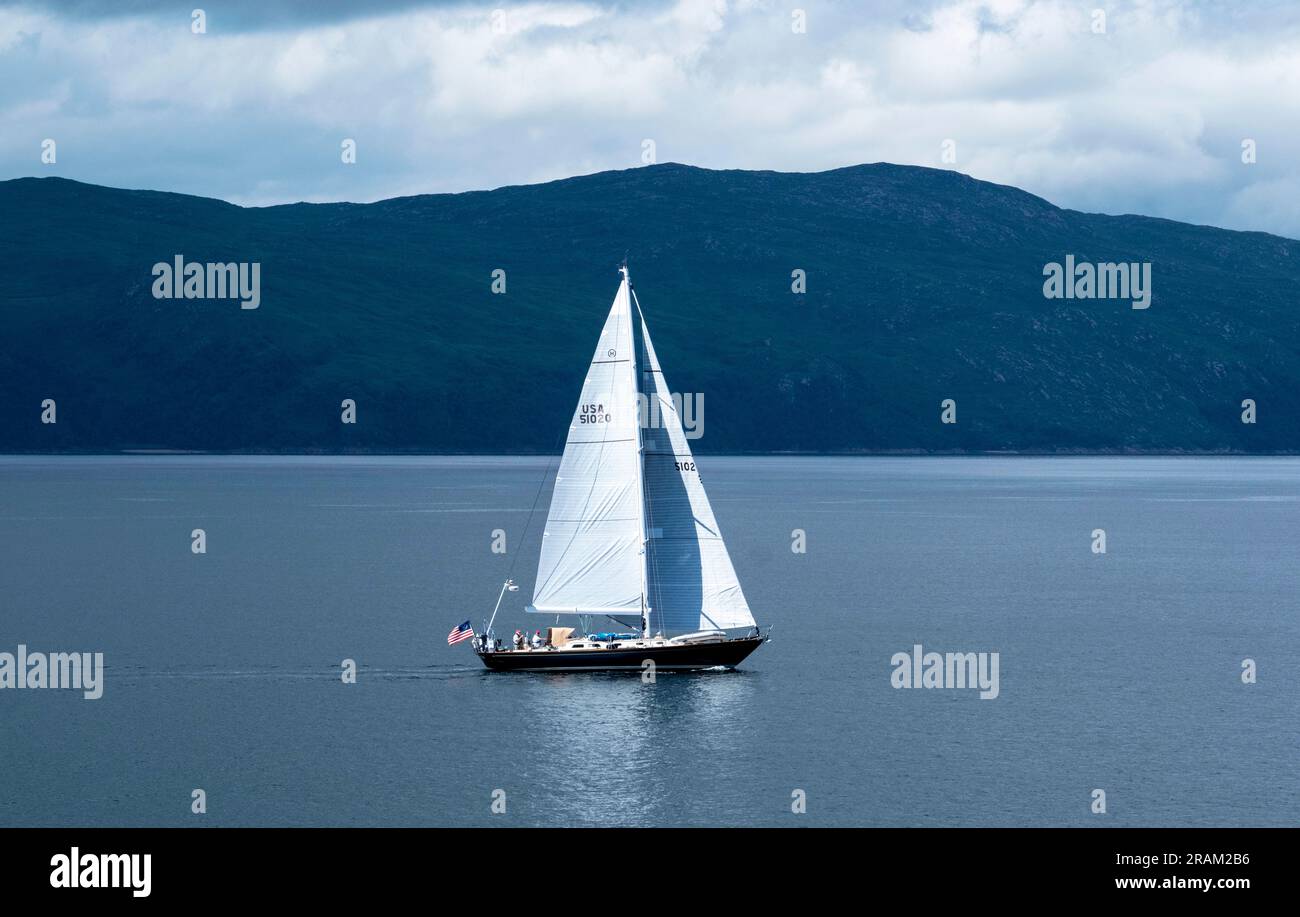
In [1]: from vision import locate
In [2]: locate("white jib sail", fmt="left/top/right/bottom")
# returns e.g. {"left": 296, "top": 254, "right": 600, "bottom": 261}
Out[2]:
{"left": 637, "top": 309, "right": 756, "bottom": 633}
{"left": 529, "top": 274, "right": 646, "bottom": 616}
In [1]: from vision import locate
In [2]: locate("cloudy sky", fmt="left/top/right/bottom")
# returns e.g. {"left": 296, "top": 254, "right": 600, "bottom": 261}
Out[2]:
{"left": 2, "top": 0, "right": 1298, "bottom": 237}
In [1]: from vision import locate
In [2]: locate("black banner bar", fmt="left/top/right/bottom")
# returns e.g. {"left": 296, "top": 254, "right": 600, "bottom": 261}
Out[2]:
{"left": 0, "top": 827, "right": 1285, "bottom": 902}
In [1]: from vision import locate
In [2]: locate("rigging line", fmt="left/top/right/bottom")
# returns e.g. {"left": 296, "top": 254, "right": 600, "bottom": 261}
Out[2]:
{"left": 506, "top": 422, "right": 565, "bottom": 586}
{"left": 631, "top": 287, "right": 667, "bottom": 632}
{"left": 630, "top": 290, "right": 659, "bottom": 625}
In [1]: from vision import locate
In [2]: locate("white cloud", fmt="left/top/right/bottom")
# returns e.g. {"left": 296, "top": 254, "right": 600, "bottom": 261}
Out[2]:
{"left": 0, "top": 0, "right": 1297, "bottom": 236}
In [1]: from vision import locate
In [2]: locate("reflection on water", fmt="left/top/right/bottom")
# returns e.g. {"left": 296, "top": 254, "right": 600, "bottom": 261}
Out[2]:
{"left": 518, "top": 671, "right": 759, "bottom": 826}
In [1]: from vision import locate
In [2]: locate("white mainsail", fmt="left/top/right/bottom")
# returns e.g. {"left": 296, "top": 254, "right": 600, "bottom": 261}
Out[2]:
{"left": 528, "top": 271, "right": 646, "bottom": 616}
{"left": 636, "top": 302, "right": 756, "bottom": 633}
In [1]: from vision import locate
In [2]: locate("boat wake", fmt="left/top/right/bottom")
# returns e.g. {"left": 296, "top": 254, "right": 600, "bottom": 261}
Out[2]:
{"left": 104, "top": 664, "right": 481, "bottom": 681}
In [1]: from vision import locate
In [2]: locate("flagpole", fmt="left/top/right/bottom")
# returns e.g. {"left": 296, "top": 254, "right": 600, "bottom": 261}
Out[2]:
{"left": 485, "top": 578, "right": 514, "bottom": 640}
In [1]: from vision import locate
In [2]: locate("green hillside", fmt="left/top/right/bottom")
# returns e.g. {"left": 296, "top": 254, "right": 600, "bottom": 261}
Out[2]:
{"left": 1, "top": 163, "right": 1297, "bottom": 452}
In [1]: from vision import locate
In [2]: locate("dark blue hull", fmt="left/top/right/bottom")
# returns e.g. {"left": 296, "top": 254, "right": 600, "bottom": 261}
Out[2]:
{"left": 477, "top": 636, "right": 765, "bottom": 672}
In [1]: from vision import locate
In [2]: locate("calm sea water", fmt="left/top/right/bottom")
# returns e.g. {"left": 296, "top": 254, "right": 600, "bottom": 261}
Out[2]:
{"left": 1, "top": 455, "right": 1297, "bottom": 827}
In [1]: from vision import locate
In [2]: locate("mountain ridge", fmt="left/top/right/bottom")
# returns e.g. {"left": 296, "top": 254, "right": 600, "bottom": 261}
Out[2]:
{"left": 2, "top": 162, "right": 1298, "bottom": 454}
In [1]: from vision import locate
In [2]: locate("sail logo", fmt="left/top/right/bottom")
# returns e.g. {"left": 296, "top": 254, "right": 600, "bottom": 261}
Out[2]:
{"left": 0, "top": 645, "right": 103, "bottom": 699}
{"left": 637, "top": 391, "right": 704, "bottom": 440}
{"left": 1042, "top": 256, "right": 1151, "bottom": 309}
{"left": 151, "top": 255, "right": 261, "bottom": 309}
{"left": 50, "top": 848, "right": 151, "bottom": 897}
{"left": 890, "top": 644, "right": 999, "bottom": 699}
{"left": 579, "top": 402, "right": 612, "bottom": 424}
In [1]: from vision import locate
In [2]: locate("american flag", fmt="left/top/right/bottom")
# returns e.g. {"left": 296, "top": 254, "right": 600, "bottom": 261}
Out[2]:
{"left": 447, "top": 620, "right": 475, "bottom": 646}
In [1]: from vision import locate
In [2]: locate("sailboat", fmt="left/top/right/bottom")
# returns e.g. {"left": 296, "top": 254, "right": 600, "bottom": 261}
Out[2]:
{"left": 471, "top": 263, "right": 768, "bottom": 672}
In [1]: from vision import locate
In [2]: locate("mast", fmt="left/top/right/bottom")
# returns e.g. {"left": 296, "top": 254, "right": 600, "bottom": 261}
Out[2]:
{"left": 626, "top": 259, "right": 652, "bottom": 638}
